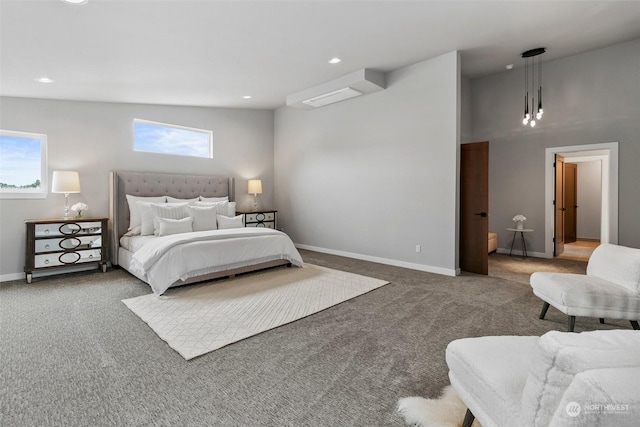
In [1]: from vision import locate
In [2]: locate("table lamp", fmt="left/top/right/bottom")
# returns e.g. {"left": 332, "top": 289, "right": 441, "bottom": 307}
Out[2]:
{"left": 52, "top": 171, "right": 81, "bottom": 219}
{"left": 248, "top": 179, "right": 262, "bottom": 210}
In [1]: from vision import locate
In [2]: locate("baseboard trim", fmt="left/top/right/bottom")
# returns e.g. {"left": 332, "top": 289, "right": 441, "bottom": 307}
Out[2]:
{"left": 1, "top": 272, "right": 24, "bottom": 283}
{"left": 496, "top": 248, "right": 550, "bottom": 258}
{"left": 295, "top": 244, "right": 458, "bottom": 277}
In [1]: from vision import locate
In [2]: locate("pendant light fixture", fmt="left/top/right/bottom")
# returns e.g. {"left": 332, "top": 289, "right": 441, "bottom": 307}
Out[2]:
{"left": 521, "top": 48, "right": 545, "bottom": 127}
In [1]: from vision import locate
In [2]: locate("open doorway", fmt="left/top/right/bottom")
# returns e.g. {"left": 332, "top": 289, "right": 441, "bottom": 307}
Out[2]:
{"left": 545, "top": 142, "right": 619, "bottom": 259}
{"left": 556, "top": 157, "right": 602, "bottom": 261}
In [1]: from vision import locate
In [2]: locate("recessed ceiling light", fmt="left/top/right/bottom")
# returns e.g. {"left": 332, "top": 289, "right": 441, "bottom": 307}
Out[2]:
{"left": 243, "top": 95, "right": 252, "bottom": 99}
{"left": 328, "top": 57, "right": 341, "bottom": 64}
{"left": 61, "top": 0, "right": 88, "bottom": 4}
{"left": 505, "top": 64, "right": 514, "bottom": 70}
{"left": 34, "top": 77, "right": 55, "bottom": 84}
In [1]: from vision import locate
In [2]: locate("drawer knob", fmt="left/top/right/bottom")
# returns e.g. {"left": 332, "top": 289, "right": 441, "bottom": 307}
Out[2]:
{"left": 45, "top": 244, "right": 50, "bottom": 249}
{"left": 44, "top": 229, "right": 50, "bottom": 235}
{"left": 44, "top": 259, "right": 49, "bottom": 265}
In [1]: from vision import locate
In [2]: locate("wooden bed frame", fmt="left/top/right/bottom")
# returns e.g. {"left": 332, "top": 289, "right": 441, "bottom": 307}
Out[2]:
{"left": 109, "top": 171, "right": 290, "bottom": 288}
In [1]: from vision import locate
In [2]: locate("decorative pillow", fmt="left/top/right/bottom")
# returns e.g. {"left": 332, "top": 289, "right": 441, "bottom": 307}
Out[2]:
{"left": 123, "top": 226, "right": 141, "bottom": 237}
{"left": 156, "top": 217, "right": 193, "bottom": 237}
{"left": 216, "top": 214, "right": 244, "bottom": 230}
{"left": 196, "top": 200, "right": 236, "bottom": 216}
{"left": 152, "top": 203, "right": 189, "bottom": 235}
{"left": 125, "top": 195, "right": 166, "bottom": 230}
{"left": 195, "top": 200, "right": 229, "bottom": 214}
{"left": 199, "top": 196, "right": 228, "bottom": 203}
{"left": 137, "top": 202, "right": 158, "bottom": 236}
{"left": 187, "top": 205, "right": 218, "bottom": 232}
{"left": 166, "top": 196, "right": 200, "bottom": 205}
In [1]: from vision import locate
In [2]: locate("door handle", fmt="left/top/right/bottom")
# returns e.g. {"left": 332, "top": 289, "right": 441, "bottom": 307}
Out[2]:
{"left": 474, "top": 212, "right": 488, "bottom": 217}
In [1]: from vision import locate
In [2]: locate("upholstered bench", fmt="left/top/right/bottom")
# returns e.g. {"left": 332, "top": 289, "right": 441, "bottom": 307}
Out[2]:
{"left": 446, "top": 330, "right": 640, "bottom": 427}
{"left": 530, "top": 243, "right": 640, "bottom": 331}
{"left": 488, "top": 232, "right": 497, "bottom": 253}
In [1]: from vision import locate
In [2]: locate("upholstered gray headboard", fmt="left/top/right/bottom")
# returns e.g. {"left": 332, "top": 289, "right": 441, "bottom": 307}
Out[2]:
{"left": 109, "top": 171, "right": 234, "bottom": 265}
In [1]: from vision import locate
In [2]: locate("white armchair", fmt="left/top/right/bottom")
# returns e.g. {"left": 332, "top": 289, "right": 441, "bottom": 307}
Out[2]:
{"left": 446, "top": 330, "right": 640, "bottom": 427}
{"left": 530, "top": 243, "right": 640, "bottom": 331}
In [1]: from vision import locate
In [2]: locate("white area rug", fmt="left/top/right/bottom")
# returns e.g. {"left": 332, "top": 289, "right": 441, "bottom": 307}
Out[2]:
{"left": 122, "top": 263, "right": 388, "bottom": 360}
{"left": 397, "top": 385, "right": 482, "bottom": 427}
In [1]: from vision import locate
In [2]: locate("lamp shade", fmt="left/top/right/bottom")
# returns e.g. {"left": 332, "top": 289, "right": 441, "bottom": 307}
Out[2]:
{"left": 51, "top": 171, "right": 81, "bottom": 193}
{"left": 248, "top": 179, "right": 262, "bottom": 195}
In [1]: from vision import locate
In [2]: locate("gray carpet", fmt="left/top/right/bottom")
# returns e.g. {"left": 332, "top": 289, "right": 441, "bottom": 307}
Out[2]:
{"left": 0, "top": 251, "right": 629, "bottom": 426}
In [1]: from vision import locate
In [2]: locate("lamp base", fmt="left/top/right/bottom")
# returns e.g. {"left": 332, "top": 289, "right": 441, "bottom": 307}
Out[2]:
{"left": 63, "top": 193, "right": 71, "bottom": 219}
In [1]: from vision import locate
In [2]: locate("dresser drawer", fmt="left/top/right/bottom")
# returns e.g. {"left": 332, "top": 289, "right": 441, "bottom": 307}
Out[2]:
{"left": 34, "top": 249, "right": 102, "bottom": 268}
{"left": 34, "top": 236, "right": 102, "bottom": 253}
{"left": 244, "top": 212, "right": 275, "bottom": 223}
{"left": 245, "top": 221, "right": 275, "bottom": 229}
{"left": 35, "top": 221, "right": 102, "bottom": 237}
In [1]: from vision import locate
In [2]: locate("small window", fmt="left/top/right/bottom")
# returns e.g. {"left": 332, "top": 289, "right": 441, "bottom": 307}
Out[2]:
{"left": 133, "top": 119, "right": 213, "bottom": 158}
{"left": 0, "top": 130, "right": 48, "bottom": 199}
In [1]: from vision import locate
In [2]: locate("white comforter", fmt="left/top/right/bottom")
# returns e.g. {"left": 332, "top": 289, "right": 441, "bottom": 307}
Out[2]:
{"left": 129, "top": 228, "right": 303, "bottom": 295}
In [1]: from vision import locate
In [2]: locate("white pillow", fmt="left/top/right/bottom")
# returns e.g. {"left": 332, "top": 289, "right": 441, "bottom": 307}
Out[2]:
{"left": 166, "top": 196, "right": 200, "bottom": 205}
{"left": 156, "top": 217, "right": 193, "bottom": 236}
{"left": 138, "top": 202, "right": 188, "bottom": 235}
{"left": 123, "top": 226, "right": 141, "bottom": 237}
{"left": 152, "top": 203, "right": 189, "bottom": 235}
{"left": 196, "top": 200, "right": 229, "bottom": 214}
{"left": 216, "top": 214, "right": 244, "bottom": 230}
{"left": 187, "top": 205, "right": 218, "bottom": 232}
{"left": 137, "top": 202, "right": 158, "bottom": 236}
{"left": 199, "top": 196, "right": 228, "bottom": 203}
{"left": 228, "top": 201, "right": 236, "bottom": 216}
{"left": 196, "top": 200, "right": 236, "bottom": 216}
{"left": 125, "top": 195, "right": 166, "bottom": 230}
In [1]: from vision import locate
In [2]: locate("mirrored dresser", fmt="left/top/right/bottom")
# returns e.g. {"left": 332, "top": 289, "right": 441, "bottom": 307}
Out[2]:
{"left": 24, "top": 217, "right": 108, "bottom": 283}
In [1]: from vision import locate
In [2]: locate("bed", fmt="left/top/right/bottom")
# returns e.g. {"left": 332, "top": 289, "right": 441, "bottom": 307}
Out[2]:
{"left": 109, "top": 171, "right": 303, "bottom": 295}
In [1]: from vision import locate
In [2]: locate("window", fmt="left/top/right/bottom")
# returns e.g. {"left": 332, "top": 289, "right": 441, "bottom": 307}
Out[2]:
{"left": 0, "top": 130, "right": 48, "bottom": 199}
{"left": 133, "top": 119, "right": 212, "bottom": 158}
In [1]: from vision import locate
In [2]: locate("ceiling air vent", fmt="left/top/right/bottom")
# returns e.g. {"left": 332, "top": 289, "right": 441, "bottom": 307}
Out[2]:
{"left": 286, "top": 69, "right": 385, "bottom": 109}
{"left": 302, "top": 87, "right": 363, "bottom": 108}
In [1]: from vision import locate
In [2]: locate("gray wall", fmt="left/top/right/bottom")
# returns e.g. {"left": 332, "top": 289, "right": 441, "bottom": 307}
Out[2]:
{"left": 274, "top": 51, "right": 460, "bottom": 275}
{"left": 472, "top": 39, "right": 640, "bottom": 253}
{"left": 0, "top": 97, "right": 274, "bottom": 280}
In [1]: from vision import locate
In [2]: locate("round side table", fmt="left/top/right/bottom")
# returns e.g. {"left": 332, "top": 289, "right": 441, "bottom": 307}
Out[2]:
{"left": 506, "top": 228, "right": 534, "bottom": 258}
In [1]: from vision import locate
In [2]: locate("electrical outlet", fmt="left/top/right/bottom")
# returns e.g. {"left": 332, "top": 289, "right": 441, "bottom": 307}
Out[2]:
{"left": 415, "top": 244, "right": 421, "bottom": 253}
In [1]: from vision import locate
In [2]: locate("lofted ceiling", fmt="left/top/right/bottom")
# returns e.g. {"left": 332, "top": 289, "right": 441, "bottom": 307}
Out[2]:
{"left": 1, "top": 0, "right": 639, "bottom": 110}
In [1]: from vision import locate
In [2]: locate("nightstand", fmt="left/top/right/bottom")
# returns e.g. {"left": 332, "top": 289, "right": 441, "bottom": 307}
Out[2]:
{"left": 24, "top": 217, "right": 108, "bottom": 283}
{"left": 237, "top": 210, "right": 277, "bottom": 229}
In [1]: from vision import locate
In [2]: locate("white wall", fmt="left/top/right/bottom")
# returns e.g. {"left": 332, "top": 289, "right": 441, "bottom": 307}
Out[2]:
{"left": 576, "top": 160, "right": 602, "bottom": 239}
{"left": 472, "top": 39, "right": 640, "bottom": 253}
{"left": 274, "top": 51, "right": 460, "bottom": 275}
{"left": 0, "top": 97, "right": 274, "bottom": 280}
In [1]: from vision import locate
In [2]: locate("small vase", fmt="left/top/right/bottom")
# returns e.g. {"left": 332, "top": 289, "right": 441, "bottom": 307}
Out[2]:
{"left": 516, "top": 221, "right": 524, "bottom": 230}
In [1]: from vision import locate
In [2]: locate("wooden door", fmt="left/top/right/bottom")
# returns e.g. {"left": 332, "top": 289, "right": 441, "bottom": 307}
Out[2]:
{"left": 460, "top": 141, "right": 489, "bottom": 275}
{"left": 554, "top": 154, "right": 565, "bottom": 256}
{"left": 564, "top": 163, "right": 577, "bottom": 243}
